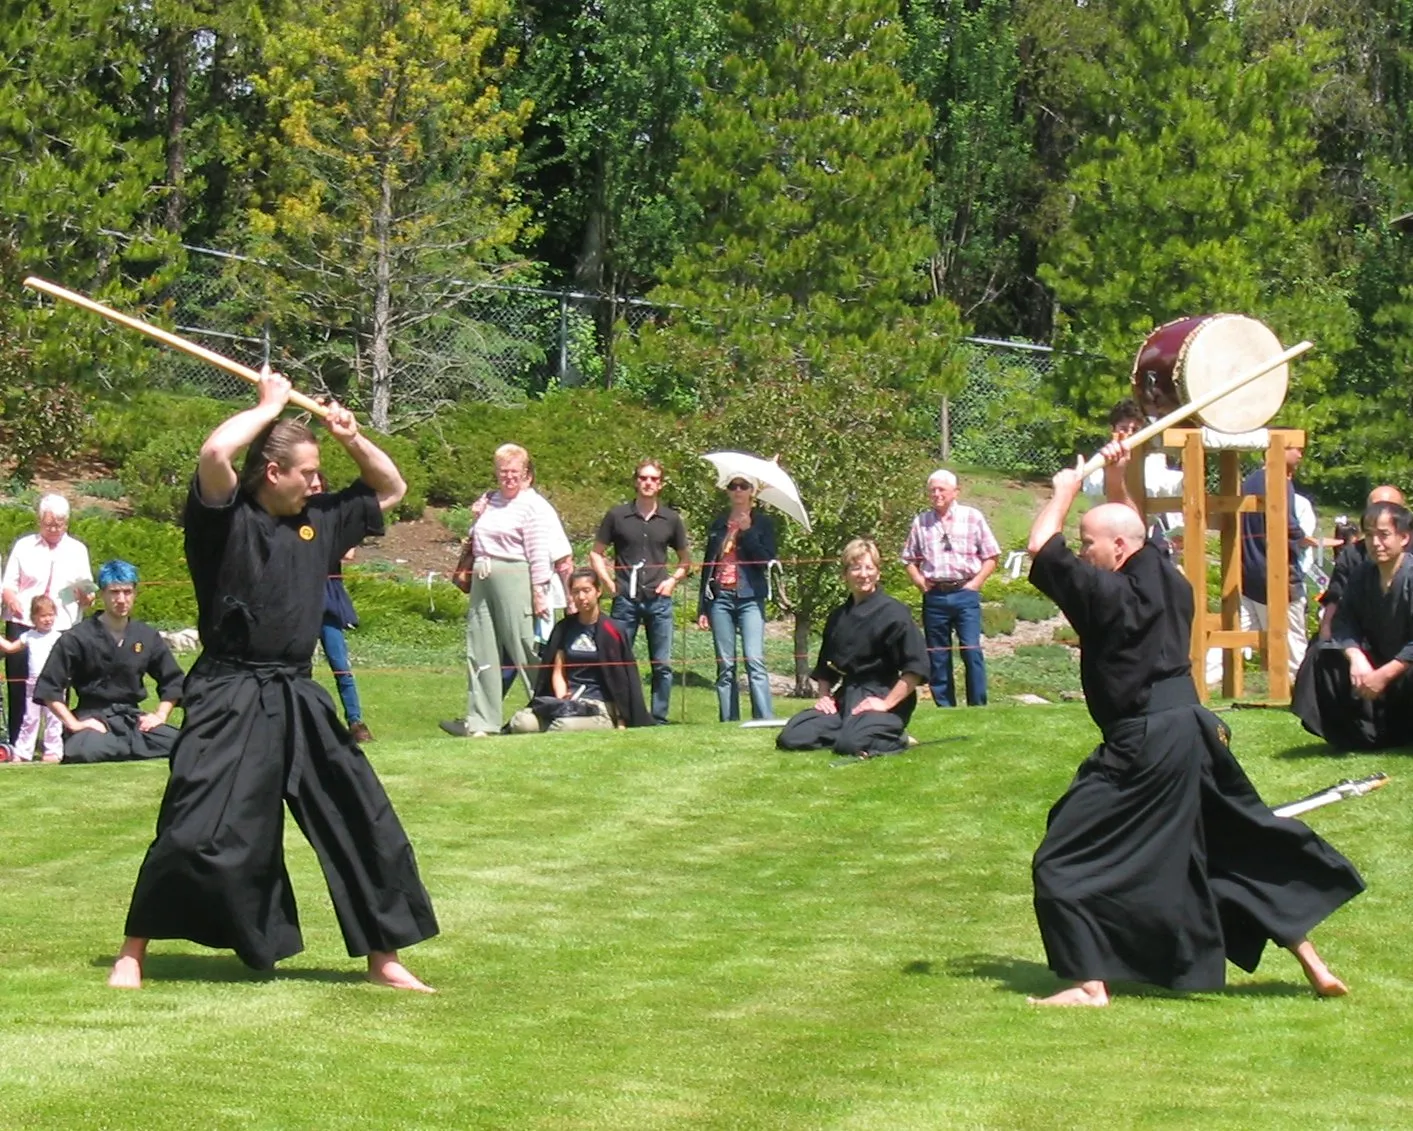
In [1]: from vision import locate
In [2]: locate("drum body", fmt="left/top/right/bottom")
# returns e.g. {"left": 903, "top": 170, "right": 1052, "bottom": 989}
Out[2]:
{"left": 1131, "top": 313, "right": 1287, "bottom": 433}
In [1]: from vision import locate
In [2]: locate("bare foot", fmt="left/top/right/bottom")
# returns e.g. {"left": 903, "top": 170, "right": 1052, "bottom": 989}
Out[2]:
{"left": 1028, "top": 980, "right": 1110, "bottom": 1007}
{"left": 367, "top": 951, "right": 435, "bottom": 993}
{"left": 1290, "top": 939, "right": 1348, "bottom": 997}
{"left": 108, "top": 937, "right": 147, "bottom": 988}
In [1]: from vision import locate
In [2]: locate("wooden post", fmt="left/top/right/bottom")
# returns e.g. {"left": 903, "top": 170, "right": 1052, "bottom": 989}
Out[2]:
{"left": 1265, "top": 432, "right": 1293, "bottom": 700}
{"left": 1181, "top": 431, "right": 1208, "bottom": 700}
{"left": 1219, "top": 449, "right": 1243, "bottom": 699}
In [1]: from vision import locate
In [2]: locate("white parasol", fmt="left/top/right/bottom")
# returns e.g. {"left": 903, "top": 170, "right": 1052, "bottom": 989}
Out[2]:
{"left": 700, "top": 452, "right": 812, "bottom": 533}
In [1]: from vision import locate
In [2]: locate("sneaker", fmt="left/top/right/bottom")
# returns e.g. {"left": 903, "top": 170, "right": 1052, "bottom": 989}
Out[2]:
{"left": 348, "top": 721, "right": 375, "bottom": 744}
{"left": 438, "top": 719, "right": 470, "bottom": 738}
{"left": 905, "top": 734, "right": 920, "bottom": 748}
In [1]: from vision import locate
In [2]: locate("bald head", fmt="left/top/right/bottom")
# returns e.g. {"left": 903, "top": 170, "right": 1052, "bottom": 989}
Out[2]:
{"left": 1079, "top": 503, "right": 1148, "bottom": 571}
{"left": 1085, "top": 503, "right": 1146, "bottom": 542}
{"left": 1369, "top": 485, "right": 1405, "bottom": 507}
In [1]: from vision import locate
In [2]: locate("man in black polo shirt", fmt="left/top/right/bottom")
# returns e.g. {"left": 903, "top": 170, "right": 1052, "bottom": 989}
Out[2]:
{"left": 589, "top": 458, "right": 692, "bottom": 724}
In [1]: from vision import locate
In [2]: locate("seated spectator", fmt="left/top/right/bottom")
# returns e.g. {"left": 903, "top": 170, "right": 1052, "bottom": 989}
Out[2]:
{"left": 777, "top": 539, "right": 929, "bottom": 758}
{"left": 1297, "top": 501, "right": 1413, "bottom": 750}
{"left": 508, "top": 569, "right": 650, "bottom": 733}
{"left": 35, "top": 560, "right": 184, "bottom": 764}
{"left": 0, "top": 595, "right": 65, "bottom": 762}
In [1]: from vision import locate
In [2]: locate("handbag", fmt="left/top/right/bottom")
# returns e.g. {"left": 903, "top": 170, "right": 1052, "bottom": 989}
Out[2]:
{"left": 451, "top": 539, "right": 476, "bottom": 594}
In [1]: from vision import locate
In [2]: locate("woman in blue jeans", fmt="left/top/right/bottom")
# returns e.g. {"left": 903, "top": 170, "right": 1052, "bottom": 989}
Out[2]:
{"left": 697, "top": 479, "right": 778, "bottom": 721}
{"left": 314, "top": 472, "right": 372, "bottom": 744}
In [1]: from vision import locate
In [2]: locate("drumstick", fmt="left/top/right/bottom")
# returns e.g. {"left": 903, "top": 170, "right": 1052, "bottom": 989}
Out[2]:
{"left": 1080, "top": 339, "right": 1312, "bottom": 477}
{"left": 21, "top": 276, "right": 330, "bottom": 419}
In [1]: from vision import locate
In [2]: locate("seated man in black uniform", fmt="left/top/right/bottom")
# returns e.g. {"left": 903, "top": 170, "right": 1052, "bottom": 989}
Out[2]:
{"left": 776, "top": 538, "right": 928, "bottom": 758}
{"left": 1024, "top": 447, "right": 1363, "bottom": 1006}
{"left": 1299, "top": 500, "right": 1413, "bottom": 750}
{"left": 36, "top": 559, "right": 184, "bottom": 763}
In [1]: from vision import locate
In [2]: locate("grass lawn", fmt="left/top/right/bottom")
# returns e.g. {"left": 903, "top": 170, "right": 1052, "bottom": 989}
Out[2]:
{"left": 1, "top": 670, "right": 1409, "bottom": 1130}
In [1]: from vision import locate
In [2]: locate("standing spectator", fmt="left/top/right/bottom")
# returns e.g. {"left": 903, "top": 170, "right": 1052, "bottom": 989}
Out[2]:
{"left": 2, "top": 495, "right": 93, "bottom": 742}
{"left": 901, "top": 470, "right": 1001, "bottom": 708}
{"left": 441, "top": 443, "right": 551, "bottom": 738}
{"left": 1082, "top": 399, "right": 1185, "bottom": 553}
{"left": 589, "top": 458, "right": 692, "bottom": 725}
{"left": 35, "top": 560, "right": 184, "bottom": 764}
{"left": 697, "top": 476, "right": 777, "bottom": 722}
{"left": 0, "top": 595, "right": 64, "bottom": 762}
{"left": 312, "top": 472, "right": 372, "bottom": 744}
{"left": 1239, "top": 444, "right": 1307, "bottom": 679}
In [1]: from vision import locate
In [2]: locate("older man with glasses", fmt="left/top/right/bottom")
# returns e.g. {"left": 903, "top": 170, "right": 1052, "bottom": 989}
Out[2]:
{"left": 2, "top": 494, "right": 94, "bottom": 743}
{"left": 901, "top": 470, "right": 1000, "bottom": 708}
{"left": 589, "top": 458, "right": 692, "bottom": 724}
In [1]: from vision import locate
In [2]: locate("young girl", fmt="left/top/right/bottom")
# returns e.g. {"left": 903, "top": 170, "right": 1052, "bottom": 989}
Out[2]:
{"left": 0, "top": 595, "right": 65, "bottom": 762}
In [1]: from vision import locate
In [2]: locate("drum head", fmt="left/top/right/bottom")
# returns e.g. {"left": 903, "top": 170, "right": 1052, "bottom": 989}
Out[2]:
{"left": 1179, "top": 314, "right": 1287, "bottom": 433}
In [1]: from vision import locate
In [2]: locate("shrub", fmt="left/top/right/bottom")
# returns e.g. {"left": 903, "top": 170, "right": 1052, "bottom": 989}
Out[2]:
{"left": 1002, "top": 592, "right": 1059, "bottom": 622}
{"left": 316, "top": 427, "right": 427, "bottom": 521}
{"left": 88, "top": 391, "right": 236, "bottom": 465}
{"left": 981, "top": 604, "right": 1017, "bottom": 636}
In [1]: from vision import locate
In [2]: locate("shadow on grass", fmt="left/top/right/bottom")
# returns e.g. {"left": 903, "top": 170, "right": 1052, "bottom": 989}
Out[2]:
{"left": 937, "top": 954, "right": 1315, "bottom": 1001}
{"left": 88, "top": 953, "right": 366, "bottom": 986}
{"left": 1274, "top": 742, "right": 1356, "bottom": 761}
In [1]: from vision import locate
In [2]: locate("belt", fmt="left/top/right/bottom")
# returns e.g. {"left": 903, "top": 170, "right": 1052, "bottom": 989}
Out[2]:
{"left": 1138, "top": 675, "right": 1199, "bottom": 715}
{"left": 928, "top": 579, "right": 971, "bottom": 592}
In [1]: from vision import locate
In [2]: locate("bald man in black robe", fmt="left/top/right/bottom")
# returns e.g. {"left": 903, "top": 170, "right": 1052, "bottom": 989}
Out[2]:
{"left": 108, "top": 371, "right": 438, "bottom": 992}
{"left": 1023, "top": 450, "right": 1363, "bottom": 1006}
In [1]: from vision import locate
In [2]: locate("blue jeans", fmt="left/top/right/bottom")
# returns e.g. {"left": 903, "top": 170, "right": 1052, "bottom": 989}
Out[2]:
{"left": 706, "top": 591, "right": 772, "bottom": 722}
{"left": 320, "top": 617, "right": 363, "bottom": 725}
{"left": 922, "top": 588, "right": 987, "bottom": 707}
{"left": 611, "top": 592, "right": 675, "bottom": 724}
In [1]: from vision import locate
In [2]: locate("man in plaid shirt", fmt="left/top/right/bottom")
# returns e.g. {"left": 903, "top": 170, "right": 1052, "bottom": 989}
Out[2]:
{"left": 902, "top": 470, "right": 1001, "bottom": 707}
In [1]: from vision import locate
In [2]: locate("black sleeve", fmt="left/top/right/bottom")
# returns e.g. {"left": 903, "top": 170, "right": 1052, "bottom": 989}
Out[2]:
{"left": 1329, "top": 564, "right": 1367, "bottom": 648}
{"left": 34, "top": 631, "right": 79, "bottom": 705}
{"left": 810, "top": 605, "right": 846, "bottom": 686}
{"left": 737, "top": 511, "right": 777, "bottom": 565}
{"left": 332, "top": 480, "right": 385, "bottom": 558}
{"left": 890, "top": 603, "right": 930, "bottom": 681}
{"left": 182, "top": 475, "right": 235, "bottom": 579}
{"left": 594, "top": 508, "right": 617, "bottom": 549}
{"left": 142, "top": 626, "right": 185, "bottom": 704}
{"left": 1322, "top": 545, "right": 1358, "bottom": 606}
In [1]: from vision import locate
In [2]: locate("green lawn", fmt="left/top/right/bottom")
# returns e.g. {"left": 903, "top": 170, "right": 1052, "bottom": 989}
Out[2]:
{"left": 1, "top": 670, "right": 1408, "bottom": 1130}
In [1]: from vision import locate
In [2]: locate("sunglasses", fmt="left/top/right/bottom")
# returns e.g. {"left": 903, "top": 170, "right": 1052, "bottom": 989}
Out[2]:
{"left": 727, "top": 481, "right": 753, "bottom": 491}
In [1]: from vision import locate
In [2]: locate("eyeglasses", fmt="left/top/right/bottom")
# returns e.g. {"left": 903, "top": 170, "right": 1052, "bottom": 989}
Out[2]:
{"left": 636, "top": 473, "right": 662, "bottom": 482}
{"left": 727, "top": 481, "right": 752, "bottom": 491}
{"left": 495, "top": 467, "right": 525, "bottom": 480}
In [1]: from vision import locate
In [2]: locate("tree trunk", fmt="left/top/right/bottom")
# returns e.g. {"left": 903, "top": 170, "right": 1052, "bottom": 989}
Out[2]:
{"left": 370, "top": 163, "right": 394, "bottom": 431}
{"left": 163, "top": 28, "right": 189, "bottom": 234}
{"left": 792, "top": 610, "right": 813, "bottom": 697}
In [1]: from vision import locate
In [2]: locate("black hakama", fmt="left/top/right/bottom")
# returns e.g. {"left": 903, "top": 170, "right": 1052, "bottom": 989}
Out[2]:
{"left": 777, "top": 592, "right": 929, "bottom": 756}
{"left": 1296, "top": 555, "right": 1413, "bottom": 750}
{"left": 1029, "top": 534, "right": 1363, "bottom": 990}
{"left": 121, "top": 479, "right": 437, "bottom": 969}
{"left": 34, "top": 615, "right": 184, "bottom": 764}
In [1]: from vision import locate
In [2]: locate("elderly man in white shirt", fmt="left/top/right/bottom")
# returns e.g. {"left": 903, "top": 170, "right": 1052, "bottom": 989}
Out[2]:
{"left": 1, "top": 494, "right": 93, "bottom": 742}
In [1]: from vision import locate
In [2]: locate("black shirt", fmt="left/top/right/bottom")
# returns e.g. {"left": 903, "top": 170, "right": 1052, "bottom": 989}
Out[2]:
{"left": 35, "top": 614, "right": 185, "bottom": 715}
{"left": 1330, "top": 555, "right": 1413, "bottom": 667}
{"left": 1030, "top": 534, "right": 1193, "bottom": 730}
{"left": 595, "top": 502, "right": 689, "bottom": 591}
{"left": 1321, "top": 541, "right": 1368, "bottom": 607}
{"left": 185, "top": 478, "right": 383, "bottom": 663}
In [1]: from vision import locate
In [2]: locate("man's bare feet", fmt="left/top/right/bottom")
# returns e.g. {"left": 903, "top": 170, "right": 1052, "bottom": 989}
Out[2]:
{"left": 1290, "top": 938, "right": 1348, "bottom": 997}
{"left": 107, "top": 937, "right": 148, "bottom": 989}
{"left": 1028, "top": 980, "right": 1110, "bottom": 1007}
{"left": 367, "top": 950, "right": 435, "bottom": 993}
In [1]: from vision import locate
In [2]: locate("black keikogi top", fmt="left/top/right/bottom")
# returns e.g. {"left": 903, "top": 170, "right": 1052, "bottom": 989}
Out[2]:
{"left": 1320, "top": 541, "right": 1368, "bottom": 608}
{"left": 185, "top": 478, "right": 383, "bottom": 663}
{"left": 1030, "top": 534, "right": 1193, "bottom": 731}
{"left": 813, "top": 592, "right": 929, "bottom": 719}
{"left": 35, "top": 615, "right": 185, "bottom": 714}
{"left": 1330, "top": 554, "right": 1413, "bottom": 667}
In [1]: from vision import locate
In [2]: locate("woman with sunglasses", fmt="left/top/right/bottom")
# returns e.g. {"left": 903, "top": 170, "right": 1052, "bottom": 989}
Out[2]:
{"left": 697, "top": 477, "right": 778, "bottom": 722}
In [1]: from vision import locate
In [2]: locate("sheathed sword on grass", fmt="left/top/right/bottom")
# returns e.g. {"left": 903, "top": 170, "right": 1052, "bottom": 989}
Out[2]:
{"left": 1272, "top": 773, "right": 1389, "bottom": 819}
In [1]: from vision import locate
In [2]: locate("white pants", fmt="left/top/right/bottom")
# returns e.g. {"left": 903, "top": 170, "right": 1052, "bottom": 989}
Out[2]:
{"left": 14, "top": 676, "right": 62, "bottom": 761}
{"left": 1240, "top": 594, "right": 1307, "bottom": 679}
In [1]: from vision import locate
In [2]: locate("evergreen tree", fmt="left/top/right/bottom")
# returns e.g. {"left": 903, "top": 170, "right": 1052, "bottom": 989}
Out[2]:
{"left": 620, "top": 0, "right": 962, "bottom": 690}
{"left": 246, "top": 0, "right": 533, "bottom": 428}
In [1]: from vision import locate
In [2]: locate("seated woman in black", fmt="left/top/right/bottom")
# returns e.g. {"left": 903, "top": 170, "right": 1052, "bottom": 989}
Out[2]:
{"left": 508, "top": 569, "right": 651, "bottom": 732}
{"left": 777, "top": 538, "right": 929, "bottom": 757}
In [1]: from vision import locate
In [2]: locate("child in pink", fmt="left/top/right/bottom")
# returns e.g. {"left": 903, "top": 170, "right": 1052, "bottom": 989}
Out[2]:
{"left": 0, "top": 595, "right": 64, "bottom": 762}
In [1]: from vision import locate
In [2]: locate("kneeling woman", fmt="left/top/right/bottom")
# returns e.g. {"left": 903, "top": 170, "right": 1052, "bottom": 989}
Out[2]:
{"left": 509, "top": 569, "right": 652, "bottom": 732}
{"left": 777, "top": 539, "right": 929, "bottom": 757}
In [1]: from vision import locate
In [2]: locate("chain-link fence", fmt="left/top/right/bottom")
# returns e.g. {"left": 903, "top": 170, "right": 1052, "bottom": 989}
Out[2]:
{"left": 944, "top": 337, "right": 1073, "bottom": 475}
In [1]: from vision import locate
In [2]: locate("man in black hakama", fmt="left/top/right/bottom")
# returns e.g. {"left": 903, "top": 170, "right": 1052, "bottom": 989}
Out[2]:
{"left": 1297, "top": 501, "right": 1413, "bottom": 750}
{"left": 35, "top": 560, "right": 185, "bottom": 764}
{"left": 108, "top": 371, "right": 438, "bottom": 992}
{"left": 1023, "top": 452, "right": 1363, "bottom": 1006}
{"left": 777, "top": 539, "right": 929, "bottom": 757}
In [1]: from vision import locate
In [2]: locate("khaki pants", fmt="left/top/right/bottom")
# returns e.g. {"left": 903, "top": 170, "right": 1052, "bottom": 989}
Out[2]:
{"left": 465, "top": 558, "right": 537, "bottom": 733}
{"left": 508, "top": 699, "right": 614, "bottom": 734}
